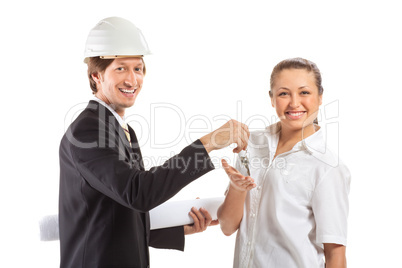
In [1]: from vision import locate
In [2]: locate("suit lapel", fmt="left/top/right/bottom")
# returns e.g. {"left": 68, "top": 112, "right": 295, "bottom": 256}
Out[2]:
{"left": 90, "top": 101, "right": 138, "bottom": 166}
{"left": 128, "top": 125, "right": 145, "bottom": 171}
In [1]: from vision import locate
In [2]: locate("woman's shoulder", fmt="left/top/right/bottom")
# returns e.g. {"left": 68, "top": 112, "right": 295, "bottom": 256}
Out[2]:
{"left": 249, "top": 123, "right": 280, "bottom": 144}
{"left": 307, "top": 146, "right": 351, "bottom": 183}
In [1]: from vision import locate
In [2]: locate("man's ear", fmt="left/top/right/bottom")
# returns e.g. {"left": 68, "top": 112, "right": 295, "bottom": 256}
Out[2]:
{"left": 91, "top": 72, "right": 102, "bottom": 85}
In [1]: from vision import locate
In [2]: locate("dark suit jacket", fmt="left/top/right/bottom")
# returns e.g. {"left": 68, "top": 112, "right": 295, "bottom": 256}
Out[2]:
{"left": 59, "top": 101, "right": 214, "bottom": 268}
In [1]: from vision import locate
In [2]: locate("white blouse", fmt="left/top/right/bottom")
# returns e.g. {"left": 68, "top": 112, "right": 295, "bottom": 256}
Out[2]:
{"left": 233, "top": 123, "right": 351, "bottom": 268}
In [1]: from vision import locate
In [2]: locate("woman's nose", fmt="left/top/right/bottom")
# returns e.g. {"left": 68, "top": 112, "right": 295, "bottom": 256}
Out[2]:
{"left": 289, "top": 95, "right": 301, "bottom": 108}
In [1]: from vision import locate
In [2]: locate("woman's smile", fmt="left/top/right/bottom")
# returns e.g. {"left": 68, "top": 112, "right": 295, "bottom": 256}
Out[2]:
{"left": 285, "top": 110, "right": 307, "bottom": 120}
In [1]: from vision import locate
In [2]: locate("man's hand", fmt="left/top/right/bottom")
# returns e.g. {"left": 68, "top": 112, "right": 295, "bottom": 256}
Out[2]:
{"left": 200, "top": 119, "right": 250, "bottom": 153}
{"left": 184, "top": 207, "right": 219, "bottom": 235}
{"left": 222, "top": 159, "right": 256, "bottom": 192}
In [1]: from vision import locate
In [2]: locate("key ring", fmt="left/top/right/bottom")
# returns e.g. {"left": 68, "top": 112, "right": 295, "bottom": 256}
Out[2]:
{"left": 240, "top": 149, "right": 251, "bottom": 176}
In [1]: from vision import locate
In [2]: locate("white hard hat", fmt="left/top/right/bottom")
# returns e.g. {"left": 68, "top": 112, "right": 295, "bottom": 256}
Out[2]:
{"left": 83, "top": 17, "right": 151, "bottom": 63}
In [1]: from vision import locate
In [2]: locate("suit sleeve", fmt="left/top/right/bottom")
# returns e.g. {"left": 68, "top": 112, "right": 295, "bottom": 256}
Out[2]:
{"left": 149, "top": 226, "right": 185, "bottom": 251}
{"left": 66, "top": 116, "right": 215, "bottom": 212}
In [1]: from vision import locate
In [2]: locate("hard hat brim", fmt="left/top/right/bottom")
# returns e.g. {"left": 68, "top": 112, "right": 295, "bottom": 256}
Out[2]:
{"left": 100, "top": 55, "right": 144, "bottom": 59}
{"left": 83, "top": 55, "right": 146, "bottom": 64}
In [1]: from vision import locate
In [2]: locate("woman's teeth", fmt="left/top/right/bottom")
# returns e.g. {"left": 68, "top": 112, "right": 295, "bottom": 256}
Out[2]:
{"left": 286, "top": 111, "right": 306, "bottom": 119}
{"left": 287, "top": 111, "right": 304, "bottom": 116}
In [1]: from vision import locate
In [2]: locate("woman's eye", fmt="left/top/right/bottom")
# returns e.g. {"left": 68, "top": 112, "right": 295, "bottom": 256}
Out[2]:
{"left": 301, "top": 91, "right": 310, "bottom": 95}
{"left": 135, "top": 67, "right": 142, "bottom": 72}
{"left": 116, "top": 67, "right": 125, "bottom": 71}
{"left": 278, "top": 92, "right": 287, "bottom": 96}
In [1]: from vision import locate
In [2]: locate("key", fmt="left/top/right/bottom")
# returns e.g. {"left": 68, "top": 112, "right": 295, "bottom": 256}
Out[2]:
{"left": 240, "top": 150, "right": 251, "bottom": 176}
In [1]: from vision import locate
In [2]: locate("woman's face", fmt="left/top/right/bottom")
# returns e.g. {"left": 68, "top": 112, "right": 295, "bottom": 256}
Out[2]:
{"left": 271, "top": 68, "right": 322, "bottom": 132}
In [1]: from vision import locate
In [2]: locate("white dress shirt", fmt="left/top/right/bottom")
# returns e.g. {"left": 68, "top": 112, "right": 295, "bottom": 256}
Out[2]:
{"left": 91, "top": 96, "right": 127, "bottom": 128}
{"left": 233, "top": 123, "right": 351, "bottom": 268}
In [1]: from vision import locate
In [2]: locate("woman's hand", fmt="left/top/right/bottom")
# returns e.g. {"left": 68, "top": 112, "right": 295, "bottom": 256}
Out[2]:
{"left": 222, "top": 159, "right": 256, "bottom": 192}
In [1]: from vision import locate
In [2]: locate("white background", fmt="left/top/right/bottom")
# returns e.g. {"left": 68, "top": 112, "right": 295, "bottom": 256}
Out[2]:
{"left": 1, "top": 0, "right": 401, "bottom": 267}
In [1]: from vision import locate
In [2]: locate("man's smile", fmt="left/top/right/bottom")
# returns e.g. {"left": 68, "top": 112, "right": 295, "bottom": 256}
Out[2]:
{"left": 119, "top": 88, "right": 137, "bottom": 95}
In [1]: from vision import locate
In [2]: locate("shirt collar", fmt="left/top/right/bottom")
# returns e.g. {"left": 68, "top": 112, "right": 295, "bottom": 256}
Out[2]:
{"left": 91, "top": 96, "right": 127, "bottom": 127}
{"left": 300, "top": 126, "right": 326, "bottom": 155}
{"left": 263, "top": 122, "right": 326, "bottom": 155}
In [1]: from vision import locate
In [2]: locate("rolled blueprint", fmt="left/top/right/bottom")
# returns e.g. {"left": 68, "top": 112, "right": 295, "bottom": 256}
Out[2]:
{"left": 149, "top": 197, "right": 225, "bottom": 230}
{"left": 39, "top": 214, "right": 59, "bottom": 241}
{"left": 38, "top": 197, "right": 225, "bottom": 240}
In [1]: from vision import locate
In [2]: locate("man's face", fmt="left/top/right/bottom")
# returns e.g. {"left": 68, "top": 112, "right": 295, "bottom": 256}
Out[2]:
{"left": 93, "top": 57, "right": 144, "bottom": 117}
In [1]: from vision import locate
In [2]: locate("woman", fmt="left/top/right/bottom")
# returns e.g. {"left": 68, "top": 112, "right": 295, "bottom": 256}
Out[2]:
{"left": 218, "top": 58, "right": 351, "bottom": 268}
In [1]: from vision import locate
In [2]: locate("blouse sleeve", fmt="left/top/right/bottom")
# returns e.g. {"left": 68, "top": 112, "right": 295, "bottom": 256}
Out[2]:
{"left": 312, "top": 163, "right": 351, "bottom": 246}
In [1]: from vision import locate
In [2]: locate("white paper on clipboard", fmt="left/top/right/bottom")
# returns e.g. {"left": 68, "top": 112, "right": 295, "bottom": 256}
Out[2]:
{"left": 149, "top": 197, "right": 225, "bottom": 230}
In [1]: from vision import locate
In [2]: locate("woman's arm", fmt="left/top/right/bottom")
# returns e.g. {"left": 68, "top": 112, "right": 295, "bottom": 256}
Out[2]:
{"left": 324, "top": 243, "right": 347, "bottom": 268}
{"left": 217, "top": 185, "right": 247, "bottom": 236}
{"left": 217, "top": 159, "right": 255, "bottom": 236}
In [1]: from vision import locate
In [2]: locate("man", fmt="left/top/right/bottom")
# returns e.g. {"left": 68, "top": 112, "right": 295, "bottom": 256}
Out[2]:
{"left": 59, "top": 17, "right": 249, "bottom": 268}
